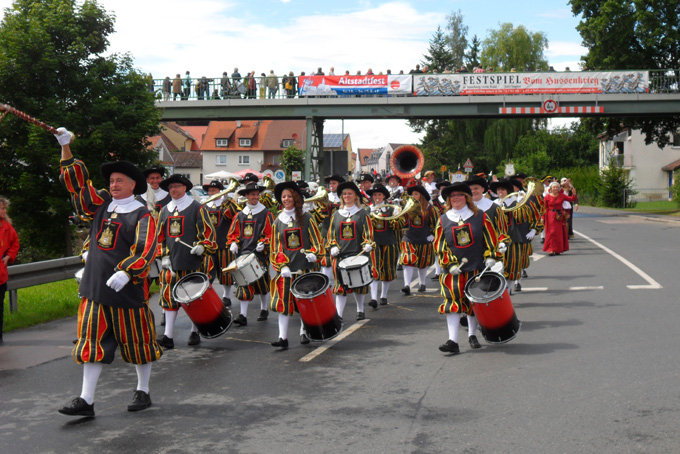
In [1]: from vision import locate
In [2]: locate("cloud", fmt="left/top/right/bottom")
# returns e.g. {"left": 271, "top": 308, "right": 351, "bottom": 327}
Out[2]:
{"left": 546, "top": 41, "right": 587, "bottom": 58}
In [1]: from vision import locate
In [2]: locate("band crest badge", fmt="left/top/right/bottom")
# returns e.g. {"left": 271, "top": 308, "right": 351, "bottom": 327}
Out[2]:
{"left": 209, "top": 210, "right": 220, "bottom": 226}
{"left": 284, "top": 228, "right": 302, "bottom": 250}
{"left": 340, "top": 221, "right": 355, "bottom": 241}
{"left": 412, "top": 215, "right": 423, "bottom": 227}
{"left": 168, "top": 216, "right": 184, "bottom": 237}
{"left": 453, "top": 223, "right": 474, "bottom": 248}
{"left": 97, "top": 222, "right": 120, "bottom": 250}
{"left": 375, "top": 219, "right": 385, "bottom": 231}
{"left": 243, "top": 220, "right": 255, "bottom": 238}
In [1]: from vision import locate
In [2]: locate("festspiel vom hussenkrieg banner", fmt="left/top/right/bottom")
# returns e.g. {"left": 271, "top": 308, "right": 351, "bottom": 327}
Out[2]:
{"left": 299, "top": 75, "right": 412, "bottom": 96}
{"left": 413, "top": 71, "right": 650, "bottom": 96}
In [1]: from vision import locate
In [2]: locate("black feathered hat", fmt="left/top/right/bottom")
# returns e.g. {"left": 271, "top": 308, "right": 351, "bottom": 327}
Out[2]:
{"left": 202, "top": 180, "right": 224, "bottom": 192}
{"left": 366, "top": 184, "right": 390, "bottom": 199}
{"left": 441, "top": 182, "right": 472, "bottom": 200}
{"left": 324, "top": 174, "right": 345, "bottom": 184}
{"left": 489, "top": 179, "right": 514, "bottom": 194}
{"left": 160, "top": 174, "right": 193, "bottom": 192}
{"left": 239, "top": 172, "right": 259, "bottom": 184}
{"left": 466, "top": 175, "right": 488, "bottom": 192}
{"left": 336, "top": 181, "right": 362, "bottom": 199}
{"left": 237, "top": 182, "right": 265, "bottom": 196}
{"left": 143, "top": 166, "right": 166, "bottom": 178}
{"left": 406, "top": 184, "right": 430, "bottom": 202}
{"left": 274, "top": 181, "right": 303, "bottom": 204}
{"left": 101, "top": 161, "right": 147, "bottom": 195}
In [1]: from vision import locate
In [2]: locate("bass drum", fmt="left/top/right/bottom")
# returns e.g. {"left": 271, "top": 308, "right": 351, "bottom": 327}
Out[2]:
{"left": 291, "top": 272, "right": 342, "bottom": 342}
{"left": 464, "top": 271, "right": 521, "bottom": 344}
{"left": 172, "top": 272, "right": 232, "bottom": 339}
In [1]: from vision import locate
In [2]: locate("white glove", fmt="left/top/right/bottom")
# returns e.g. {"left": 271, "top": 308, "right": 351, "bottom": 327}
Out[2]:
{"left": 449, "top": 265, "right": 462, "bottom": 275}
{"left": 229, "top": 243, "right": 239, "bottom": 254}
{"left": 484, "top": 258, "right": 497, "bottom": 268}
{"left": 256, "top": 242, "right": 265, "bottom": 252}
{"left": 331, "top": 246, "right": 340, "bottom": 257}
{"left": 426, "top": 235, "right": 435, "bottom": 242}
{"left": 363, "top": 244, "right": 373, "bottom": 253}
{"left": 280, "top": 267, "right": 292, "bottom": 278}
{"left": 106, "top": 270, "right": 130, "bottom": 292}
{"left": 306, "top": 253, "right": 317, "bottom": 263}
{"left": 161, "top": 256, "right": 171, "bottom": 269}
{"left": 82, "top": 251, "right": 88, "bottom": 263}
{"left": 497, "top": 242, "right": 507, "bottom": 254}
{"left": 526, "top": 229, "right": 536, "bottom": 241}
{"left": 54, "top": 127, "right": 73, "bottom": 146}
{"left": 190, "top": 244, "right": 204, "bottom": 256}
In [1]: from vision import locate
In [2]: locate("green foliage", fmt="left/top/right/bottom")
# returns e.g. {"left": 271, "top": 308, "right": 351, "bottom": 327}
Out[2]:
{"left": 599, "top": 163, "right": 636, "bottom": 207}
{"left": 3, "top": 279, "right": 81, "bottom": 331}
{"left": 570, "top": 0, "right": 680, "bottom": 147}
{"left": 671, "top": 171, "right": 680, "bottom": 207}
{"left": 445, "top": 10, "right": 468, "bottom": 69}
{"left": 281, "top": 146, "right": 305, "bottom": 180}
{"left": 0, "top": 0, "right": 162, "bottom": 258}
{"left": 465, "top": 35, "right": 481, "bottom": 69}
{"left": 549, "top": 165, "right": 601, "bottom": 205}
{"left": 480, "top": 23, "right": 549, "bottom": 72}
{"left": 421, "top": 26, "right": 455, "bottom": 73}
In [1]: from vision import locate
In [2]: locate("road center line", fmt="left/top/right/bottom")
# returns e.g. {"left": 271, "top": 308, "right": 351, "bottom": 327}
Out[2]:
{"left": 569, "top": 286, "right": 604, "bottom": 291}
{"left": 298, "top": 319, "right": 370, "bottom": 362}
{"left": 574, "top": 230, "right": 662, "bottom": 289}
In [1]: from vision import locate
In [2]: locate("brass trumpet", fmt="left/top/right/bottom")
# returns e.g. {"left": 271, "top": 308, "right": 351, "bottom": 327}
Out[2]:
{"left": 201, "top": 178, "right": 239, "bottom": 205}
{"left": 304, "top": 186, "right": 328, "bottom": 206}
{"left": 370, "top": 195, "right": 421, "bottom": 221}
{"left": 262, "top": 175, "right": 275, "bottom": 193}
{"left": 499, "top": 177, "right": 543, "bottom": 213}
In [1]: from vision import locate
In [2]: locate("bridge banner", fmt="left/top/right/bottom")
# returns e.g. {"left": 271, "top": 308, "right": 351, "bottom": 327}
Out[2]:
{"left": 413, "top": 71, "right": 650, "bottom": 96}
{"left": 299, "top": 75, "right": 412, "bottom": 96}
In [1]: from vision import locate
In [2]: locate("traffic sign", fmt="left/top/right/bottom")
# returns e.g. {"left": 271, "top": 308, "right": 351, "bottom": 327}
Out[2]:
{"left": 543, "top": 99, "right": 558, "bottom": 113}
{"left": 463, "top": 158, "right": 473, "bottom": 173}
{"left": 274, "top": 169, "right": 285, "bottom": 183}
{"left": 291, "top": 171, "right": 302, "bottom": 181}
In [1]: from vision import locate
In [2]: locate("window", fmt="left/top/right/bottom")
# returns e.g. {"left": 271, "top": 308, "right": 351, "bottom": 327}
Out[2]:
{"left": 216, "top": 155, "right": 227, "bottom": 166}
{"left": 239, "top": 138, "right": 252, "bottom": 147}
{"left": 238, "top": 155, "right": 250, "bottom": 165}
{"left": 281, "top": 139, "right": 294, "bottom": 148}
{"left": 672, "top": 133, "right": 680, "bottom": 147}
{"left": 216, "top": 138, "right": 229, "bottom": 147}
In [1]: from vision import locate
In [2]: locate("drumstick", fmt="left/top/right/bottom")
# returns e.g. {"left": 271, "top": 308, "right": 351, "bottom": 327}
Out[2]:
{"left": 0, "top": 103, "right": 60, "bottom": 134}
{"left": 475, "top": 261, "right": 491, "bottom": 283}
{"left": 174, "top": 238, "right": 194, "bottom": 249}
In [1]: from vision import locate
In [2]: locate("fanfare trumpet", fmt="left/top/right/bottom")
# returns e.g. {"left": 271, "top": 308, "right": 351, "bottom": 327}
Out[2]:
{"left": 201, "top": 178, "right": 239, "bottom": 205}
{"left": 499, "top": 177, "right": 543, "bottom": 213}
{"left": 370, "top": 195, "right": 421, "bottom": 221}
{"left": 303, "top": 186, "right": 328, "bottom": 207}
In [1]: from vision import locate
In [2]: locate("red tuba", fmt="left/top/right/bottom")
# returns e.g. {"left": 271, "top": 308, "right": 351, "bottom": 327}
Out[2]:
{"left": 390, "top": 145, "right": 424, "bottom": 184}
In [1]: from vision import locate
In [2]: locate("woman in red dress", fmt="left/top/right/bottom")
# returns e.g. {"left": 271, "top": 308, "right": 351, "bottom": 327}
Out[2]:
{"left": 542, "top": 181, "right": 576, "bottom": 256}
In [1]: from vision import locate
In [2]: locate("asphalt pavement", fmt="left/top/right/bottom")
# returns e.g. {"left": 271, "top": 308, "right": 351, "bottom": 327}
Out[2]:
{"left": 1, "top": 207, "right": 679, "bottom": 454}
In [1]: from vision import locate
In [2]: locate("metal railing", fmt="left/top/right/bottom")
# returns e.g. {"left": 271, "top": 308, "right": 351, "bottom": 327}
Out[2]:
{"left": 6, "top": 256, "right": 82, "bottom": 312}
{"left": 150, "top": 69, "right": 680, "bottom": 101}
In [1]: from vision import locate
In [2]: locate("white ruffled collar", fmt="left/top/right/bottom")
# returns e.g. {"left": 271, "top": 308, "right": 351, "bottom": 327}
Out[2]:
{"left": 338, "top": 204, "right": 361, "bottom": 217}
{"left": 474, "top": 197, "right": 493, "bottom": 211}
{"left": 446, "top": 206, "right": 474, "bottom": 223}
{"left": 277, "top": 208, "right": 297, "bottom": 224}
{"left": 167, "top": 194, "right": 194, "bottom": 213}
{"left": 328, "top": 192, "right": 340, "bottom": 203}
{"left": 108, "top": 195, "right": 144, "bottom": 213}
{"left": 242, "top": 202, "right": 266, "bottom": 216}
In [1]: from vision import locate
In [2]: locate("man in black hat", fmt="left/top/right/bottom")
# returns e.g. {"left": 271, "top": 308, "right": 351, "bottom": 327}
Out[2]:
{"left": 156, "top": 174, "right": 217, "bottom": 348}
{"left": 239, "top": 172, "right": 275, "bottom": 209}
{"left": 385, "top": 174, "right": 404, "bottom": 202}
{"left": 140, "top": 166, "right": 172, "bottom": 213}
{"left": 357, "top": 173, "right": 374, "bottom": 206}
{"left": 318, "top": 175, "right": 345, "bottom": 282}
{"left": 56, "top": 127, "right": 162, "bottom": 417}
{"left": 226, "top": 182, "right": 275, "bottom": 325}
{"left": 201, "top": 180, "right": 241, "bottom": 306}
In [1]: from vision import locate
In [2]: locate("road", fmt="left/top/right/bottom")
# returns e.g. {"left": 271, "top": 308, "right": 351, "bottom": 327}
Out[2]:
{"left": 1, "top": 207, "right": 679, "bottom": 454}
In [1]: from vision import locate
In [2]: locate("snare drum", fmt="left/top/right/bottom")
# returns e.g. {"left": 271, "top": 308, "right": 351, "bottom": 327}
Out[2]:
{"left": 291, "top": 272, "right": 343, "bottom": 342}
{"left": 464, "top": 271, "right": 521, "bottom": 344}
{"left": 338, "top": 255, "right": 373, "bottom": 289}
{"left": 225, "top": 253, "right": 266, "bottom": 287}
{"left": 172, "top": 272, "right": 232, "bottom": 338}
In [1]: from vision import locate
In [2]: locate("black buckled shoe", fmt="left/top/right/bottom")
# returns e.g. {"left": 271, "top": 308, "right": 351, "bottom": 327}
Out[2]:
{"left": 438, "top": 340, "right": 460, "bottom": 354}
{"left": 58, "top": 397, "right": 94, "bottom": 417}
{"left": 356, "top": 312, "right": 365, "bottom": 321}
{"left": 522, "top": 269, "right": 528, "bottom": 278}
{"left": 514, "top": 282, "right": 522, "bottom": 292}
{"left": 222, "top": 297, "right": 232, "bottom": 307}
{"left": 300, "top": 333, "right": 310, "bottom": 344}
{"left": 127, "top": 390, "right": 152, "bottom": 412}
{"left": 401, "top": 286, "right": 410, "bottom": 295}
{"left": 157, "top": 335, "right": 174, "bottom": 350}
{"left": 187, "top": 332, "right": 201, "bottom": 346}
{"left": 459, "top": 316, "right": 468, "bottom": 327}
{"left": 368, "top": 299, "right": 378, "bottom": 309}
{"left": 257, "top": 310, "right": 268, "bottom": 321}
{"left": 271, "top": 337, "right": 289, "bottom": 349}
{"left": 379, "top": 298, "right": 388, "bottom": 306}
{"left": 233, "top": 314, "right": 247, "bottom": 326}
{"left": 418, "top": 284, "right": 427, "bottom": 293}
{"left": 468, "top": 335, "right": 481, "bottom": 349}
{"left": 431, "top": 274, "right": 440, "bottom": 281}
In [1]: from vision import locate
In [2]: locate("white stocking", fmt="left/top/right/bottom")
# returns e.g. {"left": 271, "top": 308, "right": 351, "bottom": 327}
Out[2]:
{"left": 260, "top": 293, "right": 270, "bottom": 311}
{"left": 278, "top": 313, "right": 289, "bottom": 340}
{"left": 190, "top": 323, "right": 199, "bottom": 334}
{"left": 80, "top": 362, "right": 103, "bottom": 405}
{"left": 336, "top": 295, "right": 347, "bottom": 319}
{"left": 446, "top": 313, "right": 461, "bottom": 343}
{"left": 380, "top": 281, "right": 391, "bottom": 299}
{"left": 467, "top": 315, "right": 479, "bottom": 337}
{"left": 435, "top": 261, "right": 442, "bottom": 275}
{"left": 135, "top": 363, "right": 152, "bottom": 393}
{"left": 163, "top": 310, "right": 177, "bottom": 339}
{"left": 355, "top": 294, "right": 365, "bottom": 313}
{"left": 403, "top": 266, "right": 415, "bottom": 286}
{"left": 370, "top": 280, "right": 379, "bottom": 300}
{"left": 239, "top": 300, "right": 249, "bottom": 317}
{"left": 417, "top": 268, "right": 428, "bottom": 286}
{"left": 321, "top": 266, "right": 334, "bottom": 282}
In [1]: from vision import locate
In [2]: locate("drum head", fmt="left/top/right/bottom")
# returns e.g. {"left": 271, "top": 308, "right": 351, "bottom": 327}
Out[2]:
{"left": 236, "top": 253, "right": 255, "bottom": 267}
{"left": 173, "top": 273, "right": 210, "bottom": 304}
{"left": 291, "top": 273, "right": 330, "bottom": 299}
{"left": 339, "top": 255, "right": 369, "bottom": 269}
{"left": 465, "top": 272, "right": 506, "bottom": 303}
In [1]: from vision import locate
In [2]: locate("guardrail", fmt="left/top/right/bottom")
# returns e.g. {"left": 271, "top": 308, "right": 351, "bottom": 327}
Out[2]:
{"left": 6, "top": 256, "right": 82, "bottom": 312}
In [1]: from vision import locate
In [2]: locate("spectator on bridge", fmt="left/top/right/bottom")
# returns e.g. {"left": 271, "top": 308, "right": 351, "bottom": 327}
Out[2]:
{"left": 162, "top": 76, "right": 171, "bottom": 101}
{"left": 0, "top": 196, "right": 20, "bottom": 344}
{"left": 232, "top": 68, "right": 242, "bottom": 98}
{"left": 245, "top": 71, "right": 256, "bottom": 99}
{"left": 474, "top": 66, "right": 485, "bottom": 73}
{"left": 459, "top": 65, "right": 469, "bottom": 73}
{"left": 266, "top": 70, "right": 279, "bottom": 99}
{"left": 367, "top": 68, "right": 374, "bottom": 75}
{"left": 344, "top": 70, "right": 350, "bottom": 75}
{"left": 386, "top": 69, "right": 392, "bottom": 74}
{"left": 410, "top": 64, "right": 423, "bottom": 74}
{"left": 259, "top": 72, "right": 267, "bottom": 98}
{"left": 316, "top": 67, "right": 324, "bottom": 75}
{"left": 172, "top": 74, "right": 182, "bottom": 101}
{"left": 329, "top": 67, "right": 335, "bottom": 75}
{"left": 443, "top": 67, "right": 452, "bottom": 74}
{"left": 283, "top": 71, "right": 296, "bottom": 98}
{"left": 220, "top": 72, "right": 232, "bottom": 98}
{"left": 183, "top": 71, "right": 191, "bottom": 100}
{"left": 199, "top": 76, "right": 210, "bottom": 100}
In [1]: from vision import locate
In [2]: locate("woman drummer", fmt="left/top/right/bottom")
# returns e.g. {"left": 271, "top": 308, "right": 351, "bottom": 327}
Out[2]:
{"left": 399, "top": 185, "right": 440, "bottom": 295}
{"left": 328, "top": 181, "right": 376, "bottom": 321}
{"left": 269, "top": 182, "right": 324, "bottom": 349}
{"left": 434, "top": 182, "right": 502, "bottom": 354}
{"left": 366, "top": 184, "right": 406, "bottom": 307}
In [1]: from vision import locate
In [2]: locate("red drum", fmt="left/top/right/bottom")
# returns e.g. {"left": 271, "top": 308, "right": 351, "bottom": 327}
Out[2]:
{"left": 172, "top": 272, "right": 232, "bottom": 338}
{"left": 291, "top": 272, "right": 343, "bottom": 342}
{"left": 464, "top": 271, "right": 521, "bottom": 344}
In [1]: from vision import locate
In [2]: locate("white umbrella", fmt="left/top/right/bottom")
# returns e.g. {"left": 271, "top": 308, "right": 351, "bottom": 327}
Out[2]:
{"left": 205, "top": 170, "right": 239, "bottom": 180}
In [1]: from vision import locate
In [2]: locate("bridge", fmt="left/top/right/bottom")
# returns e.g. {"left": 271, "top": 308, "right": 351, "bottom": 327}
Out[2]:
{"left": 155, "top": 70, "right": 680, "bottom": 179}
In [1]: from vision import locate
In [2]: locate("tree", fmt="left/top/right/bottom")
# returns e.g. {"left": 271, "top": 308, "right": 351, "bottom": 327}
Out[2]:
{"left": 421, "top": 26, "right": 455, "bottom": 73}
{"left": 480, "top": 23, "right": 549, "bottom": 72}
{"left": 281, "top": 146, "right": 305, "bottom": 180}
{"left": 465, "top": 35, "right": 481, "bottom": 69}
{"left": 0, "top": 0, "right": 162, "bottom": 259}
{"left": 570, "top": 0, "right": 680, "bottom": 147}
{"left": 445, "top": 10, "right": 468, "bottom": 69}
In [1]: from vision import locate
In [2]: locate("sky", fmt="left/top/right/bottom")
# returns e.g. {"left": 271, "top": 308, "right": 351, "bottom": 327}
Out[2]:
{"left": 0, "top": 0, "right": 586, "bottom": 149}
